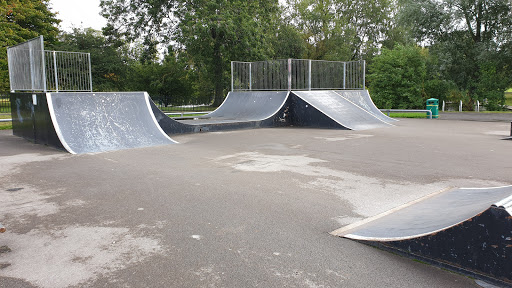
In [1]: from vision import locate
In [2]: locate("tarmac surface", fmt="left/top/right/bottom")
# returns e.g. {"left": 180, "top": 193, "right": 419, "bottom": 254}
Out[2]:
{"left": 1, "top": 117, "right": 511, "bottom": 287}
{"left": 439, "top": 112, "right": 512, "bottom": 122}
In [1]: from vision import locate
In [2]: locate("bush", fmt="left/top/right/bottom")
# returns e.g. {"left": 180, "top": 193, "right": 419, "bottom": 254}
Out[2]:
{"left": 367, "top": 45, "right": 427, "bottom": 109}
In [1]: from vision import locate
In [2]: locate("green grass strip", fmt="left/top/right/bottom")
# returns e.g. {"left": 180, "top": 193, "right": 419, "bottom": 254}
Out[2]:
{"left": 388, "top": 112, "right": 429, "bottom": 118}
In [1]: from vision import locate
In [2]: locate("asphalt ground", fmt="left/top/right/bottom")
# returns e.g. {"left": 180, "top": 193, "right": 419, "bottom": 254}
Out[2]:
{"left": 1, "top": 118, "right": 511, "bottom": 288}
{"left": 439, "top": 112, "right": 512, "bottom": 122}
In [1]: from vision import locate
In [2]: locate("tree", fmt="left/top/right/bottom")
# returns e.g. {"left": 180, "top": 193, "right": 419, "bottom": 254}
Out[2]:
{"left": 367, "top": 45, "right": 427, "bottom": 109}
{"left": 126, "top": 49, "right": 196, "bottom": 107}
{"left": 398, "top": 0, "right": 512, "bottom": 109}
{"left": 286, "top": 0, "right": 393, "bottom": 61}
{"left": 101, "top": 0, "right": 282, "bottom": 106}
{"left": 270, "top": 22, "right": 307, "bottom": 59}
{"left": 54, "top": 28, "right": 130, "bottom": 92}
{"left": 0, "top": 0, "right": 60, "bottom": 91}
{"left": 176, "top": 0, "right": 279, "bottom": 106}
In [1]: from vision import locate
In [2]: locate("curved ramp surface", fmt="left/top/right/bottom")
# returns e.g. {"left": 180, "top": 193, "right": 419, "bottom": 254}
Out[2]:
{"left": 195, "top": 91, "right": 289, "bottom": 124}
{"left": 291, "top": 91, "right": 393, "bottom": 130}
{"left": 333, "top": 185, "right": 512, "bottom": 283}
{"left": 334, "top": 90, "right": 397, "bottom": 123}
{"left": 48, "top": 92, "right": 176, "bottom": 154}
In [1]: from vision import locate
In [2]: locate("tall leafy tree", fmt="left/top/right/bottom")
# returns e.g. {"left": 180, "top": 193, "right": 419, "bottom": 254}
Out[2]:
{"left": 176, "top": 0, "right": 279, "bottom": 105}
{"left": 0, "top": 0, "right": 60, "bottom": 91}
{"left": 286, "top": 0, "right": 393, "bottom": 61}
{"left": 54, "top": 28, "right": 131, "bottom": 92}
{"left": 399, "top": 0, "right": 512, "bottom": 109}
{"left": 101, "top": 0, "right": 282, "bottom": 106}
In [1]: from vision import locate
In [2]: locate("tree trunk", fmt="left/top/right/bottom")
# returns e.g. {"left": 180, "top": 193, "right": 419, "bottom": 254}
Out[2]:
{"left": 212, "top": 37, "right": 224, "bottom": 107}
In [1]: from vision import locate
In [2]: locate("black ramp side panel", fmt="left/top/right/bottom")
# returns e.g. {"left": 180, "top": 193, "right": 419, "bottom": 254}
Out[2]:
{"left": 291, "top": 91, "right": 393, "bottom": 130}
{"left": 47, "top": 92, "right": 176, "bottom": 154}
{"left": 200, "top": 91, "right": 289, "bottom": 122}
{"left": 287, "top": 93, "right": 347, "bottom": 129}
{"left": 334, "top": 90, "right": 398, "bottom": 123}
{"left": 11, "top": 93, "right": 64, "bottom": 150}
{"left": 148, "top": 99, "right": 199, "bottom": 134}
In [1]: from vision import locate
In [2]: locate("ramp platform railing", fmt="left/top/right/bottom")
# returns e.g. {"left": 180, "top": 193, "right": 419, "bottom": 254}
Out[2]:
{"left": 231, "top": 59, "right": 365, "bottom": 91}
{"left": 7, "top": 36, "right": 92, "bottom": 92}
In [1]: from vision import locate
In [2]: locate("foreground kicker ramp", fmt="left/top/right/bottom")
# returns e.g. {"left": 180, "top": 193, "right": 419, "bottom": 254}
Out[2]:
{"left": 332, "top": 185, "right": 512, "bottom": 284}
{"left": 12, "top": 92, "right": 177, "bottom": 154}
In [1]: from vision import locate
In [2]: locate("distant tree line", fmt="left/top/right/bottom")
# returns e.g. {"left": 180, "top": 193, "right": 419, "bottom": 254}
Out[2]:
{"left": 1, "top": 0, "right": 511, "bottom": 110}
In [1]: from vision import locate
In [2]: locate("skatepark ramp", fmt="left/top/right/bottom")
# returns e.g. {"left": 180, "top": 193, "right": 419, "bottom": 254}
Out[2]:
{"left": 160, "top": 91, "right": 290, "bottom": 133}
{"left": 11, "top": 89, "right": 393, "bottom": 154}
{"left": 12, "top": 92, "right": 176, "bottom": 154}
{"left": 334, "top": 90, "right": 397, "bottom": 123}
{"left": 331, "top": 185, "right": 512, "bottom": 285}
{"left": 166, "top": 90, "right": 394, "bottom": 132}
{"left": 290, "top": 91, "right": 394, "bottom": 130}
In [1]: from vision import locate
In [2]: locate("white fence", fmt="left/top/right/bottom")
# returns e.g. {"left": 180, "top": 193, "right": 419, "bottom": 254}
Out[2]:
{"left": 7, "top": 36, "right": 92, "bottom": 92}
{"left": 231, "top": 59, "right": 365, "bottom": 91}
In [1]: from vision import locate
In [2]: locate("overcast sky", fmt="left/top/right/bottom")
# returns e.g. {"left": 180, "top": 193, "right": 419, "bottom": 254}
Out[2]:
{"left": 49, "top": 0, "right": 107, "bottom": 31}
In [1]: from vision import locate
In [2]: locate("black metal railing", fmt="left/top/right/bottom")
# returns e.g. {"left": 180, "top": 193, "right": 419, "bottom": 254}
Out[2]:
{"left": 0, "top": 92, "right": 10, "bottom": 113}
{"left": 151, "top": 95, "right": 216, "bottom": 114}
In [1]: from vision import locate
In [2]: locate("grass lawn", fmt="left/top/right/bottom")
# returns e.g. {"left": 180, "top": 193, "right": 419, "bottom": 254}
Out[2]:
{"left": 158, "top": 106, "right": 216, "bottom": 113}
{"left": 388, "top": 112, "right": 429, "bottom": 118}
{"left": 0, "top": 114, "right": 12, "bottom": 130}
{"left": 168, "top": 113, "right": 208, "bottom": 118}
{"left": 0, "top": 123, "right": 12, "bottom": 130}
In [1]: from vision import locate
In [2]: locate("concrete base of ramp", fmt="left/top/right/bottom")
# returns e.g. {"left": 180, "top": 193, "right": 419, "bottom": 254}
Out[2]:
{"left": 332, "top": 185, "right": 512, "bottom": 285}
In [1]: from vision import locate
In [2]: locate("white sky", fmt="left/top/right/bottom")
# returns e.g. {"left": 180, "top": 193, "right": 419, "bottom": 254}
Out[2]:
{"left": 49, "top": 0, "right": 107, "bottom": 32}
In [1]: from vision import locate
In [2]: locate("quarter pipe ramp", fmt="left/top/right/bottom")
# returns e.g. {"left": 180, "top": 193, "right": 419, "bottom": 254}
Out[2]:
{"left": 170, "top": 91, "right": 290, "bottom": 132}
{"left": 12, "top": 92, "right": 177, "bottom": 154}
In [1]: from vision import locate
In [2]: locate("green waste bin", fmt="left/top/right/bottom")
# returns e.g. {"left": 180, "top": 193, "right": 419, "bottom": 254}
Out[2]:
{"left": 426, "top": 98, "right": 439, "bottom": 119}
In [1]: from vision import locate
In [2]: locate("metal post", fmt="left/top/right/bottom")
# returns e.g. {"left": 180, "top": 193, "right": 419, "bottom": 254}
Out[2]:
{"left": 442, "top": 100, "right": 445, "bottom": 111}
{"left": 362, "top": 60, "right": 366, "bottom": 89}
{"left": 287, "top": 59, "right": 292, "bottom": 91}
{"left": 343, "top": 62, "right": 346, "bottom": 90}
{"left": 29, "top": 45, "right": 35, "bottom": 91}
{"left": 87, "top": 53, "right": 93, "bottom": 92}
{"left": 40, "top": 36, "right": 47, "bottom": 92}
{"left": 308, "top": 60, "right": 311, "bottom": 91}
{"left": 231, "top": 61, "right": 233, "bottom": 91}
{"left": 53, "top": 51, "right": 59, "bottom": 92}
{"left": 7, "top": 49, "right": 14, "bottom": 92}
{"left": 249, "top": 63, "right": 252, "bottom": 91}
{"left": 459, "top": 100, "right": 462, "bottom": 112}
{"left": 476, "top": 100, "right": 480, "bottom": 112}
